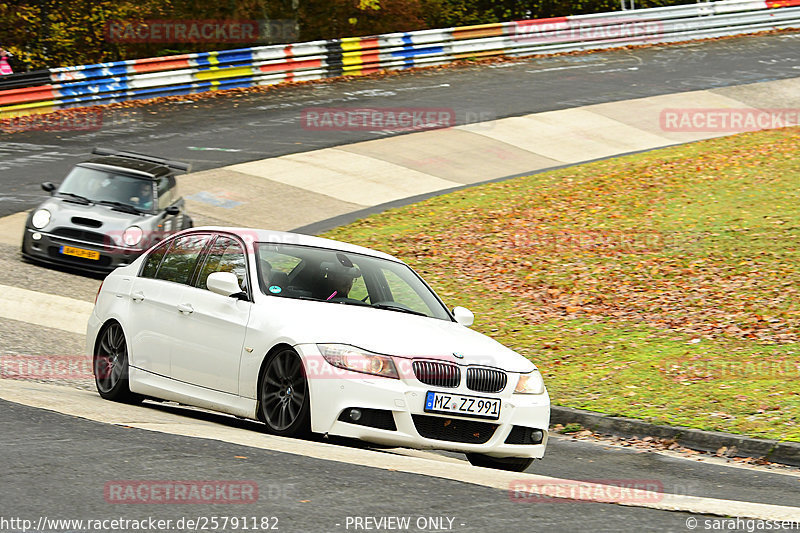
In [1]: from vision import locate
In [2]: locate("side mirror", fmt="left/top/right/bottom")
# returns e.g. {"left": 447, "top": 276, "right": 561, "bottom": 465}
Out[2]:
{"left": 41, "top": 182, "right": 56, "bottom": 193}
{"left": 452, "top": 306, "right": 474, "bottom": 327}
{"left": 165, "top": 205, "right": 180, "bottom": 216}
{"left": 207, "top": 271, "right": 246, "bottom": 299}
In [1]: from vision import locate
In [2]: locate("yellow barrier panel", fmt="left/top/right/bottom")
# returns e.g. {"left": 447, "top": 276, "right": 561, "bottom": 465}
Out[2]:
{"left": 194, "top": 66, "right": 255, "bottom": 81}
{"left": 0, "top": 100, "right": 59, "bottom": 119}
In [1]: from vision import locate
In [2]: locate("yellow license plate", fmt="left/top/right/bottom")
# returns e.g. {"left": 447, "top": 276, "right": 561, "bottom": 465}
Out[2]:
{"left": 60, "top": 245, "right": 100, "bottom": 260}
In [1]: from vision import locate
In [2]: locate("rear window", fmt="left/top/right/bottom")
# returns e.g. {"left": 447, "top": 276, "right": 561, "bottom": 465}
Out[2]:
{"left": 141, "top": 240, "right": 169, "bottom": 278}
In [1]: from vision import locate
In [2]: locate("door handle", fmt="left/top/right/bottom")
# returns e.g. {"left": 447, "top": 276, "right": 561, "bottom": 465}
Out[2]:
{"left": 177, "top": 303, "right": 194, "bottom": 315}
{"left": 131, "top": 291, "right": 145, "bottom": 302}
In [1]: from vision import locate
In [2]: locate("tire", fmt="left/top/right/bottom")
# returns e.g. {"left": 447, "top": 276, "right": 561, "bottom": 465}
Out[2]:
{"left": 93, "top": 322, "right": 142, "bottom": 404}
{"left": 258, "top": 348, "right": 311, "bottom": 437}
{"left": 466, "top": 453, "right": 534, "bottom": 472}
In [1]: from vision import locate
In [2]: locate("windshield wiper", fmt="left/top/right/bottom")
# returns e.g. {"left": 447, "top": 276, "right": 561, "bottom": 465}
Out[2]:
{"left": 58, "top": 192, "right": 92, "bottom": 205}
{"left": 332, "top": 299, "right": 371, "bottom": 307}
{"left": 97, "top": 200, "right": 143, "bottom": 214}
{"left": 372, "top": 303, "right": 428, "bottom": 317}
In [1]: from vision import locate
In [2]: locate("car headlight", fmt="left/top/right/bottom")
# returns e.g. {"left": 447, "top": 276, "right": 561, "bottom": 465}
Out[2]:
{"left": 31, "top": 209, "right": 51, "bottom": 229}
{"left": 122, "top": 226, "right": 143, "bottom": 246}
{"left": 514, "top": 370, "right": 545, "bottom": 394}
{"left": 318, "top": 344, "right": 399, "bottom": 379}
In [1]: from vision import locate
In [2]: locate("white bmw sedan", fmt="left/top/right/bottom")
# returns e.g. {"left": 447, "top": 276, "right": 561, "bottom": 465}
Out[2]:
{"left": 88, "top": 227, "right": 550, "bottom": 471}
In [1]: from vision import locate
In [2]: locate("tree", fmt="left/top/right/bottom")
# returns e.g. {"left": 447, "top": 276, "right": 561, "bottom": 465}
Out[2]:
{"left": 297, "top": 0, "right": 425, "bottom": 41}
{"left": 0, "top": 0, "right": 699, "bottom": 70}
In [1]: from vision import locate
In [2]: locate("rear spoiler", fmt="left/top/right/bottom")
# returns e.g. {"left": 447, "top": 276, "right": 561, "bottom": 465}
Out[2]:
{"left": 92, "top": 147, "right": 191, "bottom": 173}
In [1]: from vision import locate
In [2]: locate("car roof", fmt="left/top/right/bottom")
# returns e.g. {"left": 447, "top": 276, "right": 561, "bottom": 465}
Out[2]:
{"left": 79, "top": 156, "right": 173, "bottom": 179}
{"left": 191, "top": 226, "right": 403, "bottom": 263}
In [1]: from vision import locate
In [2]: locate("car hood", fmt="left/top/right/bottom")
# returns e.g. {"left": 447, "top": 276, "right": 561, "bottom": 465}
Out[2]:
{"left": 268, "top": 299, "right": 536, "bottom": 373}
{"left": 35, "top": 197, "right": 152, "bottom": 234}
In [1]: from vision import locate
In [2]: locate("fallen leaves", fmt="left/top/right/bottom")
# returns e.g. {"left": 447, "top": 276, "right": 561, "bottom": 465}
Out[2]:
{"left": 324, "top": 126, "right": 800, "bottom": 441}
{"left": 351, "top": 127, "right": 800, "bottom": 345}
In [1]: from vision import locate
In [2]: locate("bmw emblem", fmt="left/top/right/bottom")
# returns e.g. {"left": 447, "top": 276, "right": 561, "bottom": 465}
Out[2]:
{"left": 453, "top": 352, "right": 464, "bottom": 359}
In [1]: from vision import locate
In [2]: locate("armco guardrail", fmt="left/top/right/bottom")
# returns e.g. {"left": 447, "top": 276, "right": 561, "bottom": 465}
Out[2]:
{"left": 1, "top": 0, "right": 799, "bottom": 119}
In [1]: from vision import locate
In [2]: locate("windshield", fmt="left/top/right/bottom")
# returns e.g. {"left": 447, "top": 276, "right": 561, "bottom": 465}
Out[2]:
{"left": 256, "top": 243, "right": 452, "bottom": 321}
{"left": 58, "top": 166, "right": 154, "bottom": 212}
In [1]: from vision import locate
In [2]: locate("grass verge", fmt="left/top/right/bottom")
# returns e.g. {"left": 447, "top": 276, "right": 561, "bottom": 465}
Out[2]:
{"left": 322, "top": 126, "right": 800, "bottom": 442}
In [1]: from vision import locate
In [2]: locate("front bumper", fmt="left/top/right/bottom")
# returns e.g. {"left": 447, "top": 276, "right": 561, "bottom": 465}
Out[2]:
{"left": 296, "top": 344, "right": 550, "bottom": 459}
{"left": 22, "top": 227, "right": 143, "bottom": 272}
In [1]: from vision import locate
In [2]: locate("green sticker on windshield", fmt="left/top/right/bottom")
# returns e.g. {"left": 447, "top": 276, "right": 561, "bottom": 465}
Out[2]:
{"left": 269, "top": 285, "right": 282, "bottom": 294}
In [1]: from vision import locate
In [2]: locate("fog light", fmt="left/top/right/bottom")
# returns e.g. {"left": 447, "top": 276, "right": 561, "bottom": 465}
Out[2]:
{"left": 530, "top": 429, "right": 544, "bottom": 445}
{"left": 32, "top": 232, "right": 42, "bottom": 241}
{"left": 337, "top": 407, "right": 397, "bottom": 431}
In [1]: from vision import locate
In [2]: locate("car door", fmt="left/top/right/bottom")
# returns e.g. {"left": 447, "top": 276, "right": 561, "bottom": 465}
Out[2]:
{"left": 169, "top": 234, "right": 251, "bottom": 395}
{"left": 126, "top": 232, "right": 212, "bottom": 377}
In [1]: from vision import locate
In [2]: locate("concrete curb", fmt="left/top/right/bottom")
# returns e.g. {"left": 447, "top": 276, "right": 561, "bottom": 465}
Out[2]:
{"left": 550, "top": 406, "right": 800, "bottom": 467}
{"left": 290, "top": 146, "right": 686, "bottom": 236}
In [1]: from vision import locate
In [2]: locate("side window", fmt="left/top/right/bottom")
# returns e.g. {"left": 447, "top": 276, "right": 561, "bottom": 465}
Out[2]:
{"left": 256, "top": 249, "right": 304, "bottom": 296}
{"left": 381, "top": 268, "right": 430, "bottom": 315}
{"left": 347, "top": 259, "right": 369, "bottom": 303}
{"left": 140, "top": 240, "right": 170, "bottom": 278}
{"left": 258, "top": 250, "right": 302, "bottom": 284}
{"left": 155, "top": 233, "right": 211, "bottom": 285}
{"left": 156, "top": 176, "right": 175, "bottom": 210}
{"left": 348, "top": 275, "right": 369, "bottom": 302}
{"left": 195, "top": 236, "right": 247, "bottom": 291}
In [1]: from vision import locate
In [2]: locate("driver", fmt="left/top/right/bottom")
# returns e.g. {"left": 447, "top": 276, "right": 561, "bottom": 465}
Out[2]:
{"left": 129, "top": 181, "right": 153, "bottom": 209}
